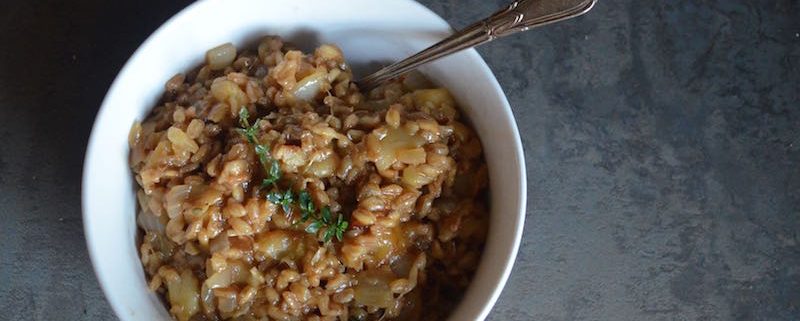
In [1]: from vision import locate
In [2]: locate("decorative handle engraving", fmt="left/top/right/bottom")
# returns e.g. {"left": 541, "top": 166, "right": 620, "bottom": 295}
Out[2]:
{"left": 489, "top": 0, "right": 597, "bottom": 37}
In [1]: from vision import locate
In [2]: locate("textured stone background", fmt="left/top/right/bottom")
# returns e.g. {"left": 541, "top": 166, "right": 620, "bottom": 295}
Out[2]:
{"left": 0, "top": 0, "right": 798, "bottom": 320}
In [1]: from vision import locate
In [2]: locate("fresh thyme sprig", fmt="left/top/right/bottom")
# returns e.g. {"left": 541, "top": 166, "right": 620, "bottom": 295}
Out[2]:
{"left": 236, "top": 108, "right": 281, "bottom": 189}
{"left": 236, "top": 107, "right": 348, "bottom": 242}
{"left": 298, "top": 190, "right": 348, "bottom": 242}
{"left": 266, "top": 189, "right": 295, "bottom": 215}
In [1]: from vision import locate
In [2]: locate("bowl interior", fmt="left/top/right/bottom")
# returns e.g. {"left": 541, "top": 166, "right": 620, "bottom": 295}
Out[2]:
{"left": 82, "top": 0, "right": 526, "bottom": 320}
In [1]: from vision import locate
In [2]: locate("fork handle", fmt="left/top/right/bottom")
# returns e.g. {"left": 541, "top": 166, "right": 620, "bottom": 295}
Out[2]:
{"left": 358, "top": 0, "right": 597, "bottom": 90}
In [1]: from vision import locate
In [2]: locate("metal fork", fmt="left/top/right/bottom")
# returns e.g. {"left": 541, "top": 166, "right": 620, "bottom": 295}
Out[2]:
{"left": 357, "top": 0, "right": 597, "bottom": 90}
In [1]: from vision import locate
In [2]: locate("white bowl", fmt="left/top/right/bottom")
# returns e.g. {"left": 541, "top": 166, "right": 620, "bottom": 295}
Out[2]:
{"left": 82, "top": 0, "right": 526, "bottom": 320}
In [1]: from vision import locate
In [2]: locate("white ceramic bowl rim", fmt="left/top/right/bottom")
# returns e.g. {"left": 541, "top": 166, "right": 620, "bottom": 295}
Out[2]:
{"left": 82, "top": 0, "right": 526, "bottom": 320}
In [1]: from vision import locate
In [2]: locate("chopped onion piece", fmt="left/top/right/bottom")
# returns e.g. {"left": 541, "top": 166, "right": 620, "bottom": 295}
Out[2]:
{"left": 292, "top": 71, "right": 327, "bottom": 101}
{"left": 209, "top": 235, "right": 230, "bottom": 254}
{"left": 213, "top": 287, "right": 239, "bottom": 313}
{"left": 200, "top": 283, "right": 215, "bottom": 314}
{"left": 353, "top": 270, "right": 395, "bottom": 308}
{"left": 206, "top": 43, "right": 237, "bottom": 70}
{"left": 137, "top": 209, "right": 165, "bottom": 234}
{"left": 165, "top": 185, "right": 191, "bottom": 219}
{"left": 166, "top": 269, "right": 200, "bottom": 321}
{"left": 205, "top": 267, "right": 233, "bottom": 289}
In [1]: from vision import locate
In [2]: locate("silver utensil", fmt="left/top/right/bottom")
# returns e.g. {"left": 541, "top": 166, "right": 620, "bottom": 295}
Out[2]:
{"left": 357, "top": 0, "right": 597, "bottom": 90}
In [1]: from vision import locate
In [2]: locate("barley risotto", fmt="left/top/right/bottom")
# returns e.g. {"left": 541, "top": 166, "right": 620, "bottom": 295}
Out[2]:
{"left": 129, "top": 36, "right": 489, "bottom": 321}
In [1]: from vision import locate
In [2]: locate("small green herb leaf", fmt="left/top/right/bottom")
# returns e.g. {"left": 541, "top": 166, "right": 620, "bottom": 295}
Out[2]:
{"left": 335, "top": 215, "right": 348, "bottom": 241}
{"left": 247, "top": 127, "right": 259, "bottom": 144}
{"left": 298, "top": 190, "right": 314, "bottom": 213}
{"left": 268, "top": 160, "right": 281, "bottom": 180}
{"left": 255, "top": 144, "right": 269, "bottom": 162}
{"left": 266, "top": 191, "right": 282, "bottom": 204}
{"left": 283, "top": 189, "right": 294, "bottom": 203}
{"left": 261, "top": 178, "right": 275, "bottom": 189}
{"left": 238, "top": 107, "right": 250, "bottom": 128}
{"left": 280, "top": 189, "right": 294, "bottom": 214}
{"left": 300, "top": 210, "right": 311, "bottom": 223}
{"left": 305, "top": 221, "right": 322, "bottom": 234}
{"left": 261, "top": 161, "right": 281, "bottom": 188}
{"left": 322, "top": 228, "right": 335, "bottom": 243}
{"left": 320, "top": 207, "right": 332, "bottom": 224}
{"left": 281, "top": 202, "right": 292, "bottom": 214}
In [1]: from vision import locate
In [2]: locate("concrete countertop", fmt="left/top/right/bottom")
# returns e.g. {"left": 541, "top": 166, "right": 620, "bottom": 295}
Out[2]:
{"left": 0, "top": 0, "right": 797, "bottom": 320}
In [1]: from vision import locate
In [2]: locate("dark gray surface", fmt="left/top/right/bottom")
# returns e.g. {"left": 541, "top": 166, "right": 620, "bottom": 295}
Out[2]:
{"left": 0, "top": 0, "right": 798, "bottom": 320}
